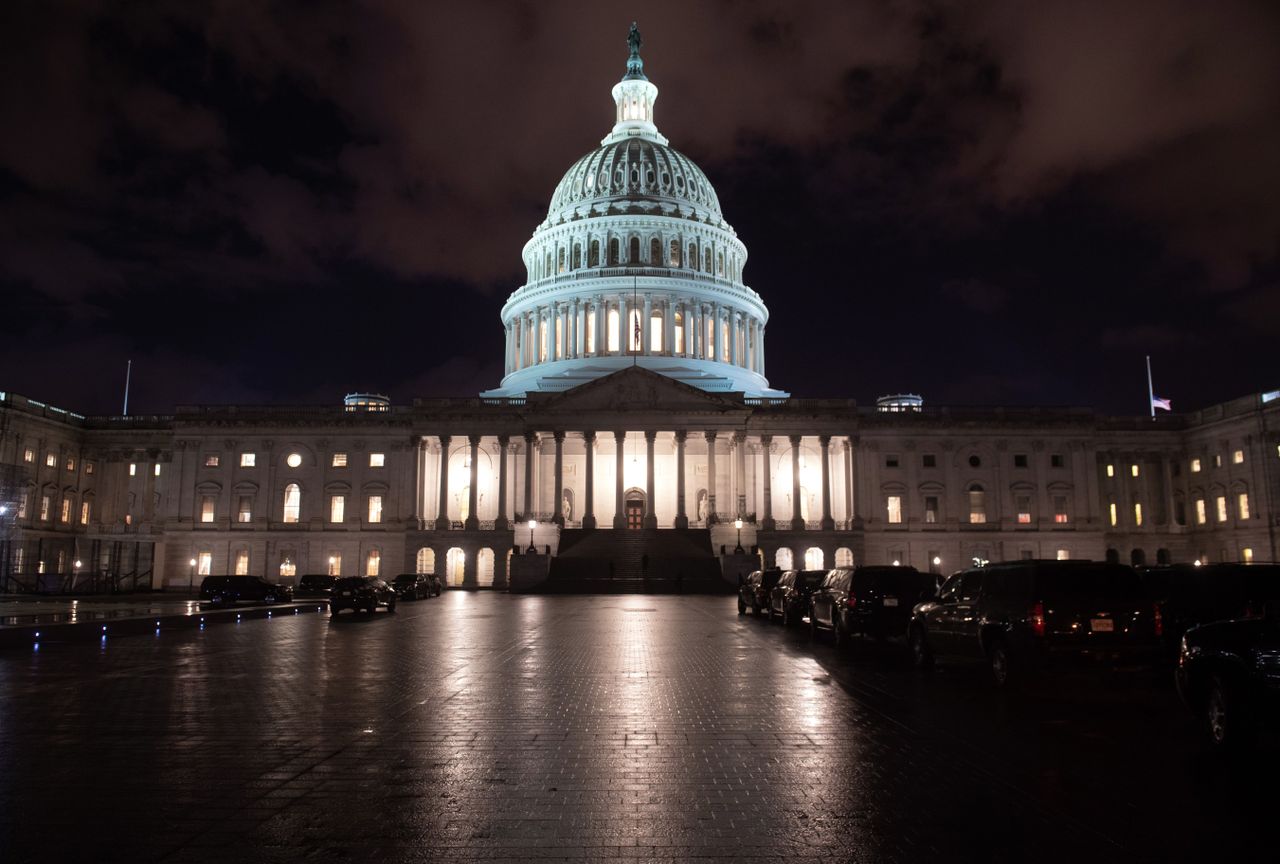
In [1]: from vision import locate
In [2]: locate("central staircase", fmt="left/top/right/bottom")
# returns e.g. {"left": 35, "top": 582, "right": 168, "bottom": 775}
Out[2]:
{"left": 541, "top": 528, "right": 729, "bottom": 593}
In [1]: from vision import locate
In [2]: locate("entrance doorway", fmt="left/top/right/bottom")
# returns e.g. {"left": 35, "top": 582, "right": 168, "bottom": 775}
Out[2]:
{"left": 625, "top": 490, "right": 645, "bottom": 530}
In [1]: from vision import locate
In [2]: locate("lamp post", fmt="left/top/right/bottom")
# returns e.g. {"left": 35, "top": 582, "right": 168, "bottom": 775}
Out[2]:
{"left": 328, "top": 555, "right": 337, "bottom": 576}
{"left": 734, "top": 518, "right": 744, "bottom": 554}
{"left": 188, "top": 557, "right": 196, "bottom": 592}
{"left": 527, "top": 519, "right": 537, "bottom": 553}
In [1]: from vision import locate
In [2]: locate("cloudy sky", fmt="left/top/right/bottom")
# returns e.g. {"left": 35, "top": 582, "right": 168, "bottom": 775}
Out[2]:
{"left": 3, "top": 0, "right": 1278, "bottom": 414}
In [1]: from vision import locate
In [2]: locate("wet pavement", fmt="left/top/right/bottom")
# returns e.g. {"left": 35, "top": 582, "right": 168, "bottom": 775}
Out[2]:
{"left": 0, "top": 593, "right": 1271, "bottom": 863}
{"left": 0, "top": 595, "right": 205, "bottom": 627}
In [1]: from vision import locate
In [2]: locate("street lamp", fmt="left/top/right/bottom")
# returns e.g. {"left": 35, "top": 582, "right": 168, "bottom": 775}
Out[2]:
{"left": 188, "top": 557, "right": 197, "bottom": 592}
{"left": 527, "top": 519, "right": 537, "bottom": 553}
{"left": 734, "top": 518, "right": 744, "bottom": 554}
{"left": 328, "top": 555, "right": 337, "bottom": 576}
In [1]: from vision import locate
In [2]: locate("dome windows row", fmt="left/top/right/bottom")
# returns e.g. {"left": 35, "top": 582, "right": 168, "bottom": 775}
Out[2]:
{"left": 527, "top": 232, "right": 743, "bottom": 284}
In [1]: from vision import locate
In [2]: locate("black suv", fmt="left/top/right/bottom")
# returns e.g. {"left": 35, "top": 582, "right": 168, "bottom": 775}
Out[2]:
{"left": 199, "top": 575, "right": 293, "bottom": 606}
{"left": 294, "top": 574, "right": 337, "bottom": 599}
{"left": 810, "top": 565, "right": 937, "bottom": 646}
{"left": 909, "top": 560, "right": 1161, "bottom": 687}
{"left": 1177, "top": 612, "right": 1280, "bottom": 751}
{"left": 1142, "top": 563, "right": 1280, "bottom": 653}
{"left": 330, "top": 577, "right": 397, "bottom": 615}
{"left": 738, "top": 568, "right": 783, "bottom": 616}
{"left": 392, "top": 573, "right": 433, "bottom": 600}
{"left": 769, "top": 570, "right": 827, "bottom": 627}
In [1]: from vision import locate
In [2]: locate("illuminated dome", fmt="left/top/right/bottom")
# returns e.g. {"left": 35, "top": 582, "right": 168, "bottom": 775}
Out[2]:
{"left": 483, "top": 24, "right": 786, "bottom": 399}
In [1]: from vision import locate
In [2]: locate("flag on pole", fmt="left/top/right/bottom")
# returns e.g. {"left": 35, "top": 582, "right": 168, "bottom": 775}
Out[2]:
{"left": 1151, "top": 396, "right": 1172, "bottom": 412}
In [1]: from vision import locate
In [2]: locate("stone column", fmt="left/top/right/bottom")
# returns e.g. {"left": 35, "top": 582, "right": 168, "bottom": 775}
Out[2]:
{"left": 728, "top": 309, "right": 738, "bottom": 367}
{"left": 594, "top": 297, "right": 605, "bottom": 355}
{"left": 643, "top": 294, "right": 653, "bottom": 354}
{"left": 843, "top": 438, "right": 854, "bottom": 524}
{"left": 664, "top": 300, "right": 674, "bottom": 356}
{"left": 616, "top": 298, "right": 626, "bottom": 354}
{"left": 582, "top": 431, "right": 597, "bottom": 529}
{"left": 465, "top": 435, "right": 480, "bottom": 530}
{"left": 705, "top": 431, "right": 718, "bottom": 523}
{"left": 552, "top": 431, "right": 565, "bottom": 525}
{"left": 819, "top": 435, "right": 834, "bottom": 530}
{"left": 711, "top": 304, "right": 721, "bottom": 362}
{"left": 790, "top": 434, "right": 804, "bottom": 530}
{"left": 435, "top": 435, "right": 451, "bottom": 530}
{"left": 522, "top": 432, "right": 535, "bottom": 519}
{"left": 760, "top": 435, "right": 775, "bottom": 530}
{"left": 674, "top": 430, "right": 688, "bottom": 529}
{"left": 495, "top": 436, "right": 509, "bottom": 531}
{"left": 415, "top": 438, "right": 427, "bottom": 529}
{"left": 613, "top": 430, "right": 626, "bottom": 529}
{"left": 735, "top": 431, "right": 747, "bottom": 516}
{"left": 758, "top": 327, "right": 766, "bottom": 376}
{"left": 644, "top": 430, "right": 657, "bottom": 528}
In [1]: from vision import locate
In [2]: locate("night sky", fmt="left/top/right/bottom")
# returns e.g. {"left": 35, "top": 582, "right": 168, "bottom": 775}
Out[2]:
{"left": 3, "top": 1, "right": 1278, "bottom": 416}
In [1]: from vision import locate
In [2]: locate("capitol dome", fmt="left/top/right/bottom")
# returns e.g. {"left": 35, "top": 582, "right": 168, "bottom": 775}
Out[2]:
{"left": 482, "top": 24, "right": 786, "bottom": 400}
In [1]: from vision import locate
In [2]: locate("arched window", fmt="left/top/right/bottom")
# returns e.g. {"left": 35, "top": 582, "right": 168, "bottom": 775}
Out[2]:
{"left": 446, "top": 547, "right": 465, "bottom": 586}
{"left": 775, "top": 547, "right": 794, "bottom": 570}
{"left": 704, "top": 248, "right": 713, "bottom": 273}
{"left": 538, "top": 318, "right": 548, "bottom": 362}
{"left": 669, "top": 239, "right": 681, "bottom": 266}
{"left": 674, "top": 311, "right": 685, "bottom": 354}
{"left": 649, "top": 310, "right": 663, "bottom": 353}
{"left": 545, "top": 252, "right": 552, "bottom": 276}
{"left": 717, "top": 251, "right": 724, "bottom": 275}
{"left": 589, "top": 239, "right": 600, "bottom": 267}
{"left": 650, "top": 237, "right": 661, "bottom": 264}
{"left": 557, "top": 247, "right": 566, "bottom": 273}
{"left": 571, "top": 243, "right": 581, "bottom": 270}
{"left": 477, "top": 548, "right": 495, "bottom": 587}
{"left": 688, "top": 243, "right": 698, "bottom": 270}
{"left": 586, "top": 309, "right": 596, "bottom": 354}
{"left": 282, "top": 483, "right": 301, "bottom": 523}
{"left": 1130, "top": 548, "right": 1146, "bottom": 567}
{"left": 606, "top": 308, "right": 620, "bottom": 352}
{"left": 416, "top": 547, "right": 436, "bottom": 574}
{"left": 366, "top": 549, "right": 381, "bottom": 577}
{"left": 804, "top": 547, "right": 824, "bottom": 570}
{"left": 629, "top": 236, "right": 640, "bottom": 264}
{"left": 629, "top": 308, "right": 643, "bottom": 352}
{"left": 967, "top": 484, "right": 986, "bottom": 524}
{"left": 721, "top": 319, "right": 730, "bottom": 362}
{"left": 554, "top": 316, "right": 563, "bottom": 359}
{"left": 835, "top": 547, "right": 854, "bottom": 567}
{"left": 609, "top": 238, "right": 620, "bottom": 265}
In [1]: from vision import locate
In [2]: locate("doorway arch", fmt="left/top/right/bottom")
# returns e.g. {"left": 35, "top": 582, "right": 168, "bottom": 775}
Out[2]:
{"left": 446, "top": 547, "right": 465, "bottom": 586}
{"left": 624, "top": 487, "right": 646, "bottom": 530}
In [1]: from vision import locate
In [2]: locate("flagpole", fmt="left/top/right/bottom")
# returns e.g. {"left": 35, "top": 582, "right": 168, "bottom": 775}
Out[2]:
{"left": 122, "top": 359, "right": 132, "bottom": 417}
{"left": 632, "top": 276, "right": 638, "bottom": 367}
{"left": 1145, "top": 355, "right": 1155, "bottom": 420}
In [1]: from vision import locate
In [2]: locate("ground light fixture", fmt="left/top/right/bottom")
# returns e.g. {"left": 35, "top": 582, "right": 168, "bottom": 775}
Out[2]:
{"left": 527, "top": 519, "right": 536, "bottom": 552}
{"left": 932, "top": 556, "right": 942, "bottom": 566}
{"left": 734, "top": 518, "right": 744, "bottom": 553}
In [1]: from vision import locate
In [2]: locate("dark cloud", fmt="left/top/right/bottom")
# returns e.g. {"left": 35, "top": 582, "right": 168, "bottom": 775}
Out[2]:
{"left": 1, "top": 0, "right": 1278, "bottom": 415}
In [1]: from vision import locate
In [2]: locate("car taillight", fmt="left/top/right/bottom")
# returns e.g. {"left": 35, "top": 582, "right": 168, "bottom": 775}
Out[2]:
{"left": 846, "top": 593, "right": 858, "bottom": 609}
{"left": 1029, "top": 601, "right": 1046, "bottom": 638}
{"left": 1153, "top": 604, "right": 1163, "bottom": 637}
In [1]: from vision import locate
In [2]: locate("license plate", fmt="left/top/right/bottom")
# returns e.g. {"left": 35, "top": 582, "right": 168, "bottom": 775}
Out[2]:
{"left": 342, "top": 591, "right": 352, "bottom": 596}
{"left": 1091, "top": 618, "right": 1113, "bottom": 632}
{"left": 883, "top": 597, "right": 899, "bottom": 607}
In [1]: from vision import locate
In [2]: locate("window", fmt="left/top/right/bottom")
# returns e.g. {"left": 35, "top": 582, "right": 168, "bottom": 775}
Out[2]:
{"left": 1014, "top": 454, "right": 1028, "bottom": 468}
{"left": 200, "top": 496, "right": 216, "bottom": 523}
{"left": 1106, "top": 464, "right": 1115, "bottom": 478}
{"left": 922, "top": 454, "right": 936, "bottom": 468}
{"left": 968, "top": 455, "right": 981, "bottom": 468}
{"left": 40, "top": 495, "right": 50, "bottom": 521}
{"left": 1243, "top": 547, "right": 1254, "bottom": 563}
{"left": 327, "top": 554, "right": 341, "bottom": 576}
{"left": 1195, "top": 498, "right": 1207, "bottom": 525}
{"left": 240, "top": 452, "right": 256, "bottom": 467}
{"left": 282, "top": 484, "right": 301, "bottom": 523}
{"left": 129, "top": 463, "right": 137, "bottom": 476}
{"left": 45, "top": 453, "right": 56, "bottom": 468}
{"left": 1214, "top": 454, "right": 1223, "bottom": 468}
{"left": 368, "top": 495, "right": 383, "bottom": 523}
{"left": 79, "top": 500, "right": 90, "bottom": 525}
{"left": 18, "top": 491, "right": 28, "bottom": 519}
{"left": 1232, "top": 449, "right": 1244, "bottom": 465}
{"left": 1130, "top": 464, "right": 1140, "bottom": 478}
{"left": 369, "top": 453, "right": 385, "bottom": 468}
{"left": 885, "top": 455, "right": 899, "bottom": 468}
{"left": 332, "top": 453, "right": 348, "bottom": 468}
{"left": 1053, "top": 496, "right": 1069, "bottom": 524}
{"left": 23, "top": 448, "right": 34, "bottom": 463}
{"left": 924, "top": 496, "right": 938, "bottom": 524}
{"left": 1190, "top": 458, "right": 1201, "bottom": 473}
{"left": 1109, "top": 501, "right": 1118, "bottom": 527}
{"left": 330, "top": 495, "right": 345, "bottom": 523}
{"left": 197, "top": 552, "right": 212, "bottom": 576}
{"left": 85, "top": 461, "right": 94, "bottom": 475}
{"left": 1171, "top": 461, "right": 1180, "bottom": 477}
{"left": 154, "top": 464, "right": 161, "bottom": 477}
{"left": 1238, "top": 493, "right": 1250, "bottom": 520}
{"left": 1015, "top": 495, "right": 1032, "bottom": 524}
{"left": 1056, "top": 549, "right": 1071, "bottom": 561}
{"left": 286, "top": 452, "right": 302, "bottom": 468}
{"left": 968, "top": 485, "right": 986, "bottom": 524}
{"left": 65, "top": 457, "right": 75, "bottom": 472}
{"left": 607, "top": 308, "right": 620, "bottom": 352}
{"left": 280, "top": 556, "right": 297, "bottom": 578}
{"left": 234, "top": 550, "right": 249, "bottom": 576}
{"left": 1174, "top": 500, "right": 1186, "bottom": 526}
{"left": 1215, "top": 495, "right": 1228, "bottom": 523}
{"left": 1050, "top": 454, "right": 1065, "bottom": 468}
{"left": 366, "top": 549, "right": 381, "bottom": 577}
{"left": 1133, "top": 502, "right": 1143, "bottom": 527}
{"left": 886, "top": 495, "right": 902, "bottom": 524}
{"left": 237, "top": 495, "right": 253, "bottom": 523}
{"left": 204, "top": 455, "right": 220, "bottom": 467}
{"left": 60, "top": 498, "right": 70, "bottom": 523}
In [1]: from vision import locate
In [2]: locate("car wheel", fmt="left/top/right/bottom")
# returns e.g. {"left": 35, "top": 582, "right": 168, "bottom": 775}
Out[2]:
{"left": 1206, "top": 675, "right": 1254, "bottom": 751}
{"left": 264, "top": 594, "right": 276, "bottom": 605}
{"left": 989, "top": 640, "right": 1016, "bottom": 689}
{"left": 737, "top": 597, "right": 746, "bottom": 616}
{"left": 909, "top": 626, "right": 934, "bottom": 671}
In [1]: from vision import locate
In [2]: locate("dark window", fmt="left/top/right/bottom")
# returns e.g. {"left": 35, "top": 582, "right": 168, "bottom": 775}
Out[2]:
{"left": 1014, "top": 454, "right": 1028, "bottom": 468}
{"left": 1174, "top": 501, "right": 1186, "bottom": 526}
{"left": 968, "top": 455, "right": 981, "bottom": 468}
{"left": 885, "top": 455, "right": 899, "bottom": 468}
{"left": 922, "top": 454, "right": 936, "bottom": 468}
{"left": 1051, "top": 454, "right": 1065, "bottom": 468}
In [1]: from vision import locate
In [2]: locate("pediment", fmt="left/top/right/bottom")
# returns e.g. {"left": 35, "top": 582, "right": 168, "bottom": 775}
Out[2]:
{"left": 531, "top": 366, "right": 747, "bottom": 415}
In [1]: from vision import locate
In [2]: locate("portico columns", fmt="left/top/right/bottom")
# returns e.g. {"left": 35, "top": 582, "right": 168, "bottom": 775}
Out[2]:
{"left": 819, "top": 435, "right": 834, "bottom": 530}
{"left": 495, "top": 436, "right": 509, "bottom": 531}
{"left": 728, "top": 309, "right": 738, "bottom": 367}
{"left": 582, "top": 431, "right": 597, "bottom": 529}
{"left": 613, "top": 431, "right": 626, "bottom": 529}
{"left": 522, "top": 432, "right": 535, "bottom": 518}
{"left": 644, "top": 430, "right": 657, "bottom": 528}
{"left": 760, "top": 435, "right": 775, "bottom": 530}
{"left": 705, "top": 431, "right": 718, "bottom": 523}
{"left": 674, "top": 430, "right": 689, "bottom": 529}
{"left": 843, "top": 438, "right": 854, "bottom": 524}
{"left": 643, "top": 294, "right": 653, "bottom": 354}
{"left": 552, "top": 431, "right": 565, "bottom": 525}
{"left": 790, "top": 434, "right": 804, "bottom": 530}
{"left": 465, "top": 435, "right": 480, "bottom": 530}
{"left": 435, "top": 435, "right": 451, "bottom": 530}
{"left": 663, "top": 301, "right": 674, "bottom": 356}
{"left": 711, "top": 304, "right": 721, "bottom": 362}
{"left": 734, "top": 431, "right": 747, "bottom": 516}
{"left": 594, "top": 297, "right": 604, "bottom": 355}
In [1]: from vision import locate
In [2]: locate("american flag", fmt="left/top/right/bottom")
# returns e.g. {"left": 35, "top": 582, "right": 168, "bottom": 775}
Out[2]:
{"left": 1151, "top": 396, "right": 1172, "bottom": 411}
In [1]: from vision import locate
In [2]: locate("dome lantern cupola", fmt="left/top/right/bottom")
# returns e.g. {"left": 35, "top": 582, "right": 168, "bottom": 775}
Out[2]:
{"left": 604, "top": 23, "right": 668, "bottom": 146}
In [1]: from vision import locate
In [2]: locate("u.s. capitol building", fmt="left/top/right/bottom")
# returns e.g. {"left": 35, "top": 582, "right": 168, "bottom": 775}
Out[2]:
{"left": 2, "top": 30, "right": 1277, "bottom": 592}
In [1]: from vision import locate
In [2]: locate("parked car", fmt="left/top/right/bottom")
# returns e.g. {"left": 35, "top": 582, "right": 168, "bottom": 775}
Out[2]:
{"left": 294, "top": 574, "right": 337, "bottom": 600}
{"left": 392, "top": 573, "right": 433, "bottom": 600}
{"left": 1176, "top": 613, "right": 1280, "bottom": 750}
{"left": 738, "top": 568, "right": 783, "bottom": 616}
{"left": 199, "top": 575, "right": 293, "bottom": 606}
{"left": 1141, "top": 563, "right": 1280, "bottom": 653}
{"left": 908, "top": 560, "right": 1161, "bottom": 687}
{"left": 769, "top": 569, "right": 828, "bottom": 627}
{"left": 809, "top": 565, "right": 936, "bottom": 645}
{"left": 330, "top": 577, "right": 397, "bottom": 615}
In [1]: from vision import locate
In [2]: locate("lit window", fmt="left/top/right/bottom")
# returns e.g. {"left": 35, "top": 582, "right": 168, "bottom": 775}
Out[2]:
{"left": 1133, "top": 503, "right": 1143, "bottom": 527}
{"left": 282, "top": 484, "right": 301, "bottom": 523}
{"left": 45, "top": 453, "right": 56, "bottom": 468}
{"left": 1214, "top": 454, "right": 1223, "bottom": 468}
{"left": 1216, "top": 496, "right": 1228, "bottom": 523}
{"left": 79, "top": 501, "right": 90, "bottom": 525}
{"left": 65, "top": 457, "right": 75, "bottom": 472}
{"left": 18, "top": 491, "right": 29, "bottom": 519}
{"left": 60, "top": 498, "right": 71, "bottom": 523}
{"left": 1016, "top": 495, "right": 1032, "bottom": 524}
{"left": 369, "top": 453, "right": 385, "bottom": 468}
{"left": 1238, "top": 493, "right": 1250, "bottom": 520}
{"left": 286, "top": 453, "right": 302, "bottom": 468}
{"left": 332, "top": 453, "right": 348, "bottom": 468}
{"left": 279, "top": 556, "right": 297, "bottom": 578}
{"left": 1053, "top": 496, "right": 1069, "bottom": 524}
{"left": 1195, "top": 498, "right": 1207, "bottom": 525}
{"left": 1106, "top": 464, "right": 1115, "bottom": 478}
{"left": 924, "top": 496, "right": 938, "bottom": 523}
{"left": 232, "top": 550, "right": 248, "bottom": 576}
{"left": 968, "top": 485, "right": 986, "bottom": 524}
{"left": 40, "top": 495, "right": 51, "bottom": 521}
{"left": 240, "top": 453, "right": 256, "bottom": 468}
{"left": 197, "top": 552, "right": 212, "bottom": 576}
{"left": 366, "top": 549, "right": 381, "bottom": 577}
{"left": 204, "top": 455, "right": 220, "bottom": 467}
{"left": 607, "top": 308, "right": 620, "bottom": 352}
{"left": 886, "top": 495, "right": 902, "bottom": 524}
{"left": 1190, "top": 459, "right": 1201, "bottom": 473}
{"left": 200, "top": 496, "right": 216, "bottom": 523}
{"left": 330, "top": 495, "right": 345, "bottom": 523}
{"left": 1232, "top": 450, "right": 1244, "bottom": 465}
{"left": 1056, "top": 549, "right": 1070, "bottom": 561}
{"left": 154, "top": 464, "right": 161, "bottom": 477}
{"left": 1130, "top": 464, "right": 1140, "bottom": 478}
{"left": 125, "top": 513, "right": 132, "bottom": 525}
{"left": 85, "top": 461, "right": 94, "bottom": 475}
{"left": 129, "top": 463, "right": 137, "bottom": 476}
{"left": 368, "top": 495, "right": 383, "bottom": 523}
{"left": 23, "top": 448, "right": 34, "bottom": 463}
{"left": 1243, "top": 547, "right": 1254, "bottom": 564}
{"left": 1109, "top": 502, "right": 1118, "bottom": 527}
{"left": 328, "top": 554, "right": 341, "bottom": 576}
{"left": 237, "top": 495, "right": 253, "bottom": 523}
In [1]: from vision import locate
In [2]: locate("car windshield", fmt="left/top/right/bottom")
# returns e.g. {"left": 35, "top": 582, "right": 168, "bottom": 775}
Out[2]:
{"left": 335, "top": 577, "right": 365, "bottom": 589}
{"left": 1041, "top": 565, "right": 1144, "bottom": 600}
{"left": 393, "top": 575, "right": 415, "bottom": 585}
